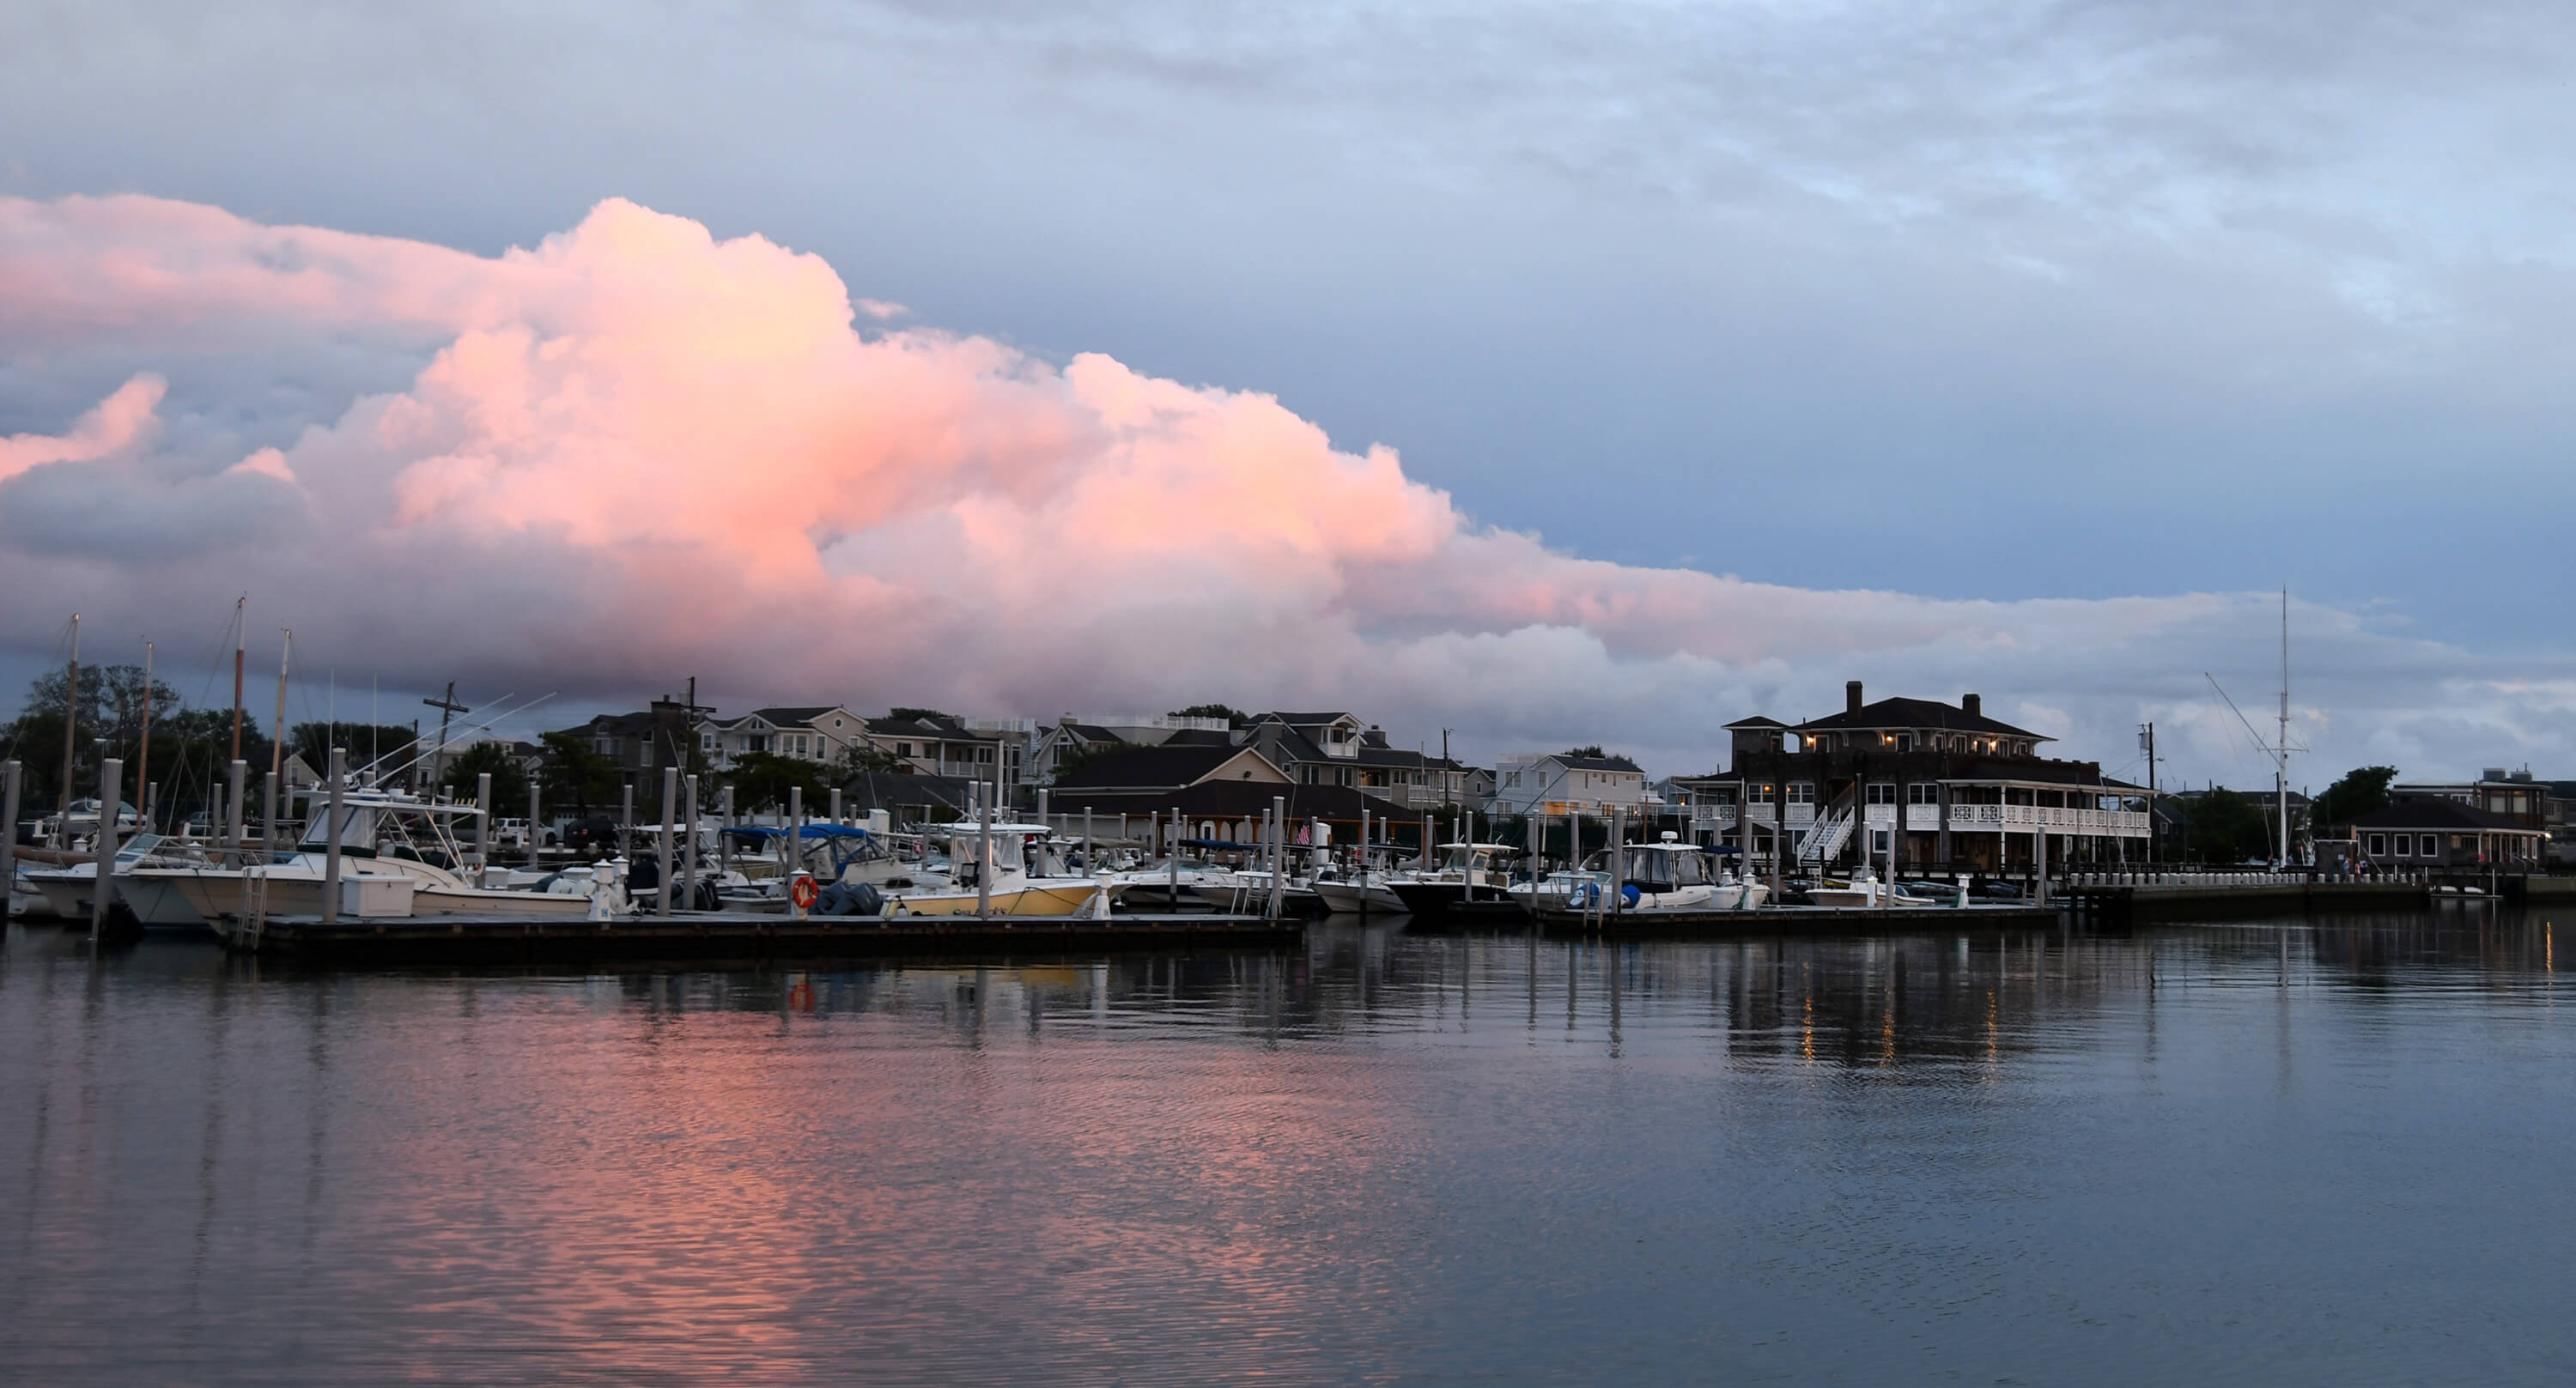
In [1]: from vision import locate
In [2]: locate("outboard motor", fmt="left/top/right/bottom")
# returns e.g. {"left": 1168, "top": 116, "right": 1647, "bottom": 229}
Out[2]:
{"left": 817, "top": 881, "right": 884, "bottom": 918}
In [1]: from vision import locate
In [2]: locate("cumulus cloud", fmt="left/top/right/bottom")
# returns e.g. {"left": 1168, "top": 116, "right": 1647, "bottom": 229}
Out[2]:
{"left": 0, "top": 193, "right": 2559, "bottom": 782}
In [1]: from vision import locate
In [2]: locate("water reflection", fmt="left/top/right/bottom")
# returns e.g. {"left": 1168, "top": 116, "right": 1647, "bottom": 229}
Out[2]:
{"left": 4, "top": 905, "right": 2575, "bottom": 1385}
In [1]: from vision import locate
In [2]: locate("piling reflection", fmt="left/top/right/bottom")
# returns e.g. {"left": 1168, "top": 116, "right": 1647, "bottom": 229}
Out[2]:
{"left": 3, "top": 905, "right": 2573, "bottom": 1386}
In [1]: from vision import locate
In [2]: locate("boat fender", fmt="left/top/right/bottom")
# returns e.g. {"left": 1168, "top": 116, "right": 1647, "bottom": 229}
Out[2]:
{"left": 1621, "top": 883, "right": 1643, "bottom": 906}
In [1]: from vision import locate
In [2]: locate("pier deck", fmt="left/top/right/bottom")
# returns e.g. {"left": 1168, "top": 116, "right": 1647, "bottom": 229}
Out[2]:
{"left": 1528, "top": 903, "right": 2054, "bottom": 934}
{"left": 210, "top": 911, "right": 1302, "bottom": 963}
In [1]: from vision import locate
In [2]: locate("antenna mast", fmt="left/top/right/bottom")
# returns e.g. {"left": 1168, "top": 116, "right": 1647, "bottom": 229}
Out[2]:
{"left": 2277, "top": 588, "right": 2292, "bottom": 868}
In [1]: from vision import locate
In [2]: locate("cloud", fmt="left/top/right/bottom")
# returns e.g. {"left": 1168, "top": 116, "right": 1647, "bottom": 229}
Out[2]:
{"left": 0, "top": 192, "right": 2561, "bottom": 783}
{"left": 0, "top": 373, "right": 165, "bottom": 478}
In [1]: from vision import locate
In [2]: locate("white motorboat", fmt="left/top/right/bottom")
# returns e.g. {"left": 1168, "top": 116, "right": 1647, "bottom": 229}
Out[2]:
{"left": 881, "top": 821, "right": 1104, "bottom": 918}
{"left": 1804, "top": 870, "right": 1934, "bottom": 908}
{"left": 1386, "top": 843, "right": 1519, "bottom": 919}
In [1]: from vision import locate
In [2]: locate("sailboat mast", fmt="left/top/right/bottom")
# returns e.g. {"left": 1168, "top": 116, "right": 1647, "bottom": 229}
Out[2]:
{"left": 55, "top": 614, "right": 78, "bottom": 849}
{"left": 2278, "top": 587, "right": 2291, "bottom": 867}
{"left": 264, "top": 630, "right": 290, "bottom": 850}
{"left": 229, "top": 596, "right": 245, "bottom": 762}
{"left": 138, "top": 639, "right": 154, "bottom": 832}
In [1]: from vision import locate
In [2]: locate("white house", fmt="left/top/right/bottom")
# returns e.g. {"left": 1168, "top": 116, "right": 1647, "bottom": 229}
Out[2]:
{"left": 1489, "top": 752, "right": 1650, "bottom": 817}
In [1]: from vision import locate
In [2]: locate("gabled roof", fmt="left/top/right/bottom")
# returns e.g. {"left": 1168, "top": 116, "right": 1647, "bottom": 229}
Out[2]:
{"left": 1049, "top": 743, "right": 1283, "bottom": 791}
{"left": 2349, "top": 800, "right": 2539, "bottom": 833}
{"left": 753, "top": 706, "right": 841, "bottom": 724}
{"left": 1254, "top": 712, "right": 1358, "bottom": 727}
{"left": 1056, "top": 723, "right": 1126, "bottom": 743}
{"left": 1723, "top": 716, "right": 1789, "bottom": 730}
{"left": 1558, "top": 755, "right": 1643, "bottom": 773}
{"left": 1160, "top": 728, "right": 1236, "bottom": 747}
{"left": 1797, "top": 696, "right": 2044, "bottom": 740}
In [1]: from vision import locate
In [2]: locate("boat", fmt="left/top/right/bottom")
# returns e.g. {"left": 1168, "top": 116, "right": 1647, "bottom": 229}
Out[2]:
{"left": 1386, "top": 842, "right": 1518, "bottom": 921}
{"left": 880, "top": 821, "right": 1105, "bottom": 918}
{"left": 1804, "top": 870, "right": 1935, "bottom": 908}
{"left": 146, "top": 784, "right": 630, "bottom": 925}
{"left": 22, "top": 833, "right": 207, "bottom": 924}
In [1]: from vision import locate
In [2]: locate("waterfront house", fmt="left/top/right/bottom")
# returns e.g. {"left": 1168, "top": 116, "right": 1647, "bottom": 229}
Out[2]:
{"left": 1718, "top": 682, "right": 2151, "bottom": 873}
{"left": 554, "top": 698, "right": 702, "bottom": 788}
{"left": 2347, "top": 800, "right": 2546, "bottom": 871}
{"left": 1240, "top": 712, "right": 1472, "bottom": 809}
{"left": 1491, "top": 752, "right": 1649, "bottom": 818}
{"left": 697, "top": 706, "right": 866, "bottom": 771}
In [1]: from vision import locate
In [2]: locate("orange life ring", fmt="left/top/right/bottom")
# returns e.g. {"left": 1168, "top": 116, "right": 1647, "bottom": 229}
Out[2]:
{"left": 789, "top": 875, "right": 821, "bottom": 909}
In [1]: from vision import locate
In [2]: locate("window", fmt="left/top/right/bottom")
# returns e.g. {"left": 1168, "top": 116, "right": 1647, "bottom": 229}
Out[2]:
{"left": 2366, "top": 833, "right": 2387, "bottom": 856}
{"left": 896, "top": 742, "right": 914, "bottom": 757}
{"left": 1896, "top": 733, "right": 1914, "bottom": 752}
{"left": 699, "top": 733, "right": 714, "bottom": 750}
{"left": 1786, "top": 782, "right": 1814, "bottom": 804}
{"left": 1504, "top": 771, "right": 1520, "bottom": 787}
{"left": 2392, "top": 833, "right": 2412, "bottom": 857}
{"left": 1908, "top": 784, "right": 1940, "bottom": 805}
{"left": 594, "top": 738, "right": 614, "bottom": 756}
{"left": 1870, "top": 830, "right": 1891, "bottom": 853}
{"left": 1865, "top": 783, "right": 1896, "bottom": 805}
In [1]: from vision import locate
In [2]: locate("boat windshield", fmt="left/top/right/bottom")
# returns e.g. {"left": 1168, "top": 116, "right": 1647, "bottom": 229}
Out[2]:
{"left": 1438, "top": 846, "right": 1487, "bottom": 871}
{"left": 1622, "top": 847, "right": 1710, "bottom": 888}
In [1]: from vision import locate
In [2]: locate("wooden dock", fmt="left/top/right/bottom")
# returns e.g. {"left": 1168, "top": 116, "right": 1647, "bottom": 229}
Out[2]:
{"left": 208, "top": 911, "right": 1303, "bottom": 964}
{"left": 1527, "top": 903, "right": 2054, "bottom": 935}
{"left": 2064, "top": 881, "right": 2445, "bottom": 921}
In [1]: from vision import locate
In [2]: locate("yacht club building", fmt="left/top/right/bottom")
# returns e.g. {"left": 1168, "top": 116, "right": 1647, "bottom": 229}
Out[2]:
{"left": 1709, "top": 682, "right": 2153, "bottom": 873}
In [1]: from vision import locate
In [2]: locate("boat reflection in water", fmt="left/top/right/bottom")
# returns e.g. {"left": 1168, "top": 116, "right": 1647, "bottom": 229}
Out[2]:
{"left": 7, "top": 902, "right": 2576, "bottom": 1387}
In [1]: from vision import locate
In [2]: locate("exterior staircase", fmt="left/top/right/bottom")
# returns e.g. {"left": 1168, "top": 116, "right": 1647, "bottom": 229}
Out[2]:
{"left": 1799, "top": 797, "right": 1858, "bottom": 867}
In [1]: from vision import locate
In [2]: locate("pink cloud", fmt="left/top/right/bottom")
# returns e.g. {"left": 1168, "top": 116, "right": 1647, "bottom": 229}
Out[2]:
{"left": 0, "top": 193, "right": 2527, "bottom": 775}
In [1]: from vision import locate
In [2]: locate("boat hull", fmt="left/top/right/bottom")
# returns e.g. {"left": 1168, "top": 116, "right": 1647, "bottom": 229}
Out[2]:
{"left": 886, "top": 882, "right": 1103, "bottom": 917}
{"left": 1310, "top": 881, "right": 1408, "bottom": 915}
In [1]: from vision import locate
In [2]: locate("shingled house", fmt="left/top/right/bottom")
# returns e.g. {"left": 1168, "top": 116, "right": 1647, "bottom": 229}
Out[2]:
{"left": 1715, "top": 682, "right": 2151, "bottom": 874}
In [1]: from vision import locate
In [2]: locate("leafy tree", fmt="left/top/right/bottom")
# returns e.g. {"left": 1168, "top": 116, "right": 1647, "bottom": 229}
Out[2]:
{"left": 724, "top": 751, "right": 831, "bottom": 813}
{"left": 4, "top": 664, "right": 188, "bottom": 813}
{"left": 441, "top": 742, "right": 531, "bottom": 813}
{"left": 538, "top": 730, "right": 623, "bottom": 817}
{"left": 2183, "top": 787, "right": 2271, "bottom": 863}
{"left": 1169, "top": 704, "right": 1249, "bottom": 728}
{"left": 1563, "top": 745, "right": 1607, "bottom": 760}
{"left": 293, "top": 722, "right": 418, "bottom": 775}
{"left": 2313, "top": 765, "right": 2399, "bottom": 832}
{"left": 835, "top": 741, "right": 908, "bottom": 777}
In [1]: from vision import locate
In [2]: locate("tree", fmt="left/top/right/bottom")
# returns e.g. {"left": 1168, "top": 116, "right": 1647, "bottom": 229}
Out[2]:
{"left": 292, "top": 722, "right": 418, "bottom": 775}
{"left": 4, "top": 664, "right": 186, "bottom": 813}
{"left": 441, "top": 742, "right": 530, "bottom": 813}
{"left": 2313, "top": 766, "right": 2399, "bottom": 832}
{"left": 1169, "top": 704, "right": 1249, "bottom": 728}
{"left": 835, "top": 741, "right": 908, "bottom": 777}
{"left": 539, "top": 730, "right": 623, "bottom": 817}
{"left": 724, "top": 751, "right": 831, "bottom": 813}
{"left": 2182, "top": 787, "right": 2270, "bottom": 863}
{"left": 887, "top": 707, "right": 953, "bottom": 723}
{"left": 1563, "top": 745, "right": 1607, "bottom": 760}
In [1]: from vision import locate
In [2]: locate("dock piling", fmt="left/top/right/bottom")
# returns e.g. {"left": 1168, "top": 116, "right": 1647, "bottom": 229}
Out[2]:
{"left": 1, "top": 761, "right": 18, "bottom": 905}
{"left": 322, "top": 748, "right": 344, "bottom": 924}
{"left": 657, "top": 767, "right": 677, "bottom": 918}
{"left": 91, "top": 757, "right": 121, "bottom": 944}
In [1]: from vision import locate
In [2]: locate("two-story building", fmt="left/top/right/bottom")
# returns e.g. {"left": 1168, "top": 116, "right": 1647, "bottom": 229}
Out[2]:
{"left": 1716, "top": 682, "right": 2152, "bottom": 874}
{"left": 1239, "top": 712, "right": 1472, "bottom": 810}
{"left": 553, "top": 698, "right": 702, "bottom": 789}
{"left": 696, "top": 706, "right": 868, "bottom": 771}
{"left": 1490, "top": 752, "right": 1649, "bottom": 818}
{"left": 858, "top": 712, "right": 1021, "bottom": 789}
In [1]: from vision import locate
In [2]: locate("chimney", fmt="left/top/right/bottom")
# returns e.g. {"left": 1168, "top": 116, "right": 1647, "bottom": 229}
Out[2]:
{"left": 1962, "top": 693, "right": 1981, "bottom": 719}
{"left": 1846, "top": 681, "right": 1863, "bottom": 716}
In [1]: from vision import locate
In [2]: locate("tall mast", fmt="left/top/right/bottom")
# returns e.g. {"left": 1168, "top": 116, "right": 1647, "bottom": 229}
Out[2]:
{"left": 2277, "top": 587, "right": 2291, "bottom": 866}
{"left": 55, "top": 614, "right": 78, "bottom": 848}
{"left": 270, "top": 629, "right": 291, "bottom": 797}
{"left": 230, "top": 596, "right": 245, "bottom": 762}
{"left": 137, "top": 639, "right": 154, "bottom": 832}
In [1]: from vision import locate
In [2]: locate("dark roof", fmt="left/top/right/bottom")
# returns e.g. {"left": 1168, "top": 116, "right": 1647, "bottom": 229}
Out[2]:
{"left": 1057, "top": 723, "right": 1126, "bottom": 742}
{"left": 1160, "top": 728, "right": 1236, "bottom": 747}
{"left": 1796, "top": 696, "right": 2044, "bottom": 741}
{"left": 1255, "top": 712, "right": 1357, "bottom": 727}
{"left": 1558, "top": 755, "right": 1643, "bottom": 773}
{"left": 1050, "top": 743, "right": 1270, "bottom": 791}
{"left": 2348, "top": 800, "right": 2541, "bottom": 833}
{"left": 834, "top": 770, "right": 974, "bottom": 815}
{"left": 1048, "top": 780, "right": 1397, "bottom": 824}
{"left": 562, "top": 710, "right": 657, "bottom": 738}
{"left": 1350, "top": 744, "right": 1461, "bottom": 770}
{"left": 751, "top": 705, "right": 839, "bottom": 724}
{"left": 1248, "top": 724, "right": 1329, "bottom": 763}
{"left": 1945, "top": 757, "right": 2145, "bottom": 791}
{"left": 1723, "top": 716, "right": 1788, "bottom": 730}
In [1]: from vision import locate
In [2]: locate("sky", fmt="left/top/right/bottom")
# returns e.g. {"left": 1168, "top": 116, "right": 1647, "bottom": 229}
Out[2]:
{"left": 2, "top": 0, "right": 2572, "bottom": 786}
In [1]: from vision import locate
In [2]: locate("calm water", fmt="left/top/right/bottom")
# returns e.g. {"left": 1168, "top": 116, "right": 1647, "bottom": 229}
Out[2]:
{"left": 6, "top": 908, "right": 2576, "bottom": 1385}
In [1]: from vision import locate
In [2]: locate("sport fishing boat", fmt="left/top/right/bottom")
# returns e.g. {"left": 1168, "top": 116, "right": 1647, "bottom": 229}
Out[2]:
{"left": 143, "top": 784, "right": 629, "bottom": 925}
{"left": 881, "top": 821, "right": 1105, "bottom": 918}
{"left": 1386, "top": 843, "right": 1517, "bottom": 921}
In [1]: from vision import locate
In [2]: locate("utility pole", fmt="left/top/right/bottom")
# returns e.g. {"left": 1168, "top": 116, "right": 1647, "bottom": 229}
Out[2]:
{"left": 2141, "top": 722, "right": 2158, "bottom": 866}
{"left": 423, "top": 682, "right": 470, "bottom": 793}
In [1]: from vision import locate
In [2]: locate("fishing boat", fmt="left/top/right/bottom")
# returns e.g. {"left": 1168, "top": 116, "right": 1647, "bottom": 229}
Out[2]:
{"left": 1385, "top": 843, "right": 1516, "bottom": 921}
{"left": 143, "top": 785, "right": 628, "bottom": 924}
{"left": 880, "top": 821, "right": 1104, "bottom": 917}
